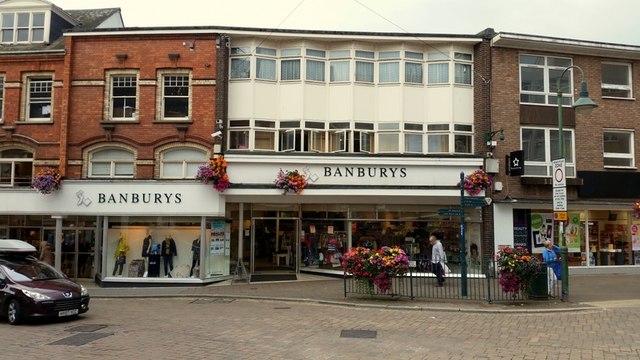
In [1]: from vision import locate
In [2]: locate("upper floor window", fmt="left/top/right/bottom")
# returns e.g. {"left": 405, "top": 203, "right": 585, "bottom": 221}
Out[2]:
{"left": 281, "top": 48, "right": 301, "bottom": 81}
{"left": 453, "top": 124, "right": 473, "bottom": 153}
{"left": 378, "top": 51, "right": 400, "bottom": 83}
{"left": 256, "top": 47, "right": 276, "bottom": 80}
{"left": 109, "top": 74, "right": 138, "bottom": 120}
{"left": 601, "top": 62, "right": 632, "bottom": 99}
{"left": 160, "top": 147, "right": 207, "bottom": 178}
{"left": 306, "top": 49, "right": 325, "bottom": 82}
{"left": 355, "top": 50, "right": 374, "bottom": 83}
{"left": 603, "top": 130, "right": 634, "bottom": 168}
{"left": 26, "top": 76, "right": 52, "bottom": 121}
{"left": 0, "top": 148, "right": 32, "bottom": 187}
{"left": 161, "top": 73, "right": 190, "bottom": 120}
{"left": 520, "top": 54, "right": 572, "bottom": 105}
{"left": 88, "top": 148, "right": 134, "bottom": 178}
{"left": 1, "top": 12, "right": 45, "bottom": 44}
{"left": 454, "top": 52, "right": 472, "bottom": 85}
{"left": 0, "top": 76, "right": 4, "bottom": 121}
{"left": 521, "top": 127, "right": 575, "bottom": 177}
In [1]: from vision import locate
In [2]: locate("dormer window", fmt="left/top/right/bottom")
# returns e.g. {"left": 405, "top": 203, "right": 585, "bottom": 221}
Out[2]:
{"left": 1, "top": 11, "right": 45, "bottom": 43}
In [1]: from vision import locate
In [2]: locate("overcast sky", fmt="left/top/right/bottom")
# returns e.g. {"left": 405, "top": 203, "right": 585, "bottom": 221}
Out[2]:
{"left": 53, "top": 0, "right": 640, "bottom": 46}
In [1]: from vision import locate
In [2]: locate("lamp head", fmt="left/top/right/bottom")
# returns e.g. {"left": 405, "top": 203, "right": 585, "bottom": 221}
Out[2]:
{"left": 211, "top": 131, "right": 222, "bottom": 138}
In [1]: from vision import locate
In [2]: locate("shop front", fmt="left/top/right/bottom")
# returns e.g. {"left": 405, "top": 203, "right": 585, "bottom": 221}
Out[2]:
{"left": 0, "top": 180, "right": 228, "bottom": 285}
{"left": 223, "top": 154, "right": 485, "bottom": 278}
{"left": 495, "top": 202, "right": 640, "bottom": 272}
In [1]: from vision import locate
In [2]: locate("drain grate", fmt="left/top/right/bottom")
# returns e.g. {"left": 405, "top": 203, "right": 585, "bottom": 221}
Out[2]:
{"left": 340, "top": 329, "right": 377, "bottom": 339}
{"left": 49, "top": 333, "right": 112, "bottom": 346}
{"left": 66, "top": 324, "right": 108, "bottom": 333}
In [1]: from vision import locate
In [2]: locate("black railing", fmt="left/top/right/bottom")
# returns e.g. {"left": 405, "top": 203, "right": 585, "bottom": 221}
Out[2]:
{"left": 344, "top": 258, "right": 561, "bottom": 303}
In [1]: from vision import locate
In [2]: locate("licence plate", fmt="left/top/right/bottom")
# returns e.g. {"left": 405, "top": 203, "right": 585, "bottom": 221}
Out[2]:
{"left": 58, "top": 309, "right": 79, "bottom": 317}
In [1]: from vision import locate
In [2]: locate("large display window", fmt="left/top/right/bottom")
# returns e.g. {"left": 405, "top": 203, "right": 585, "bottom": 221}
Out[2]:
{"left": 104, "top": 216, "right": 230, "bottom": 280}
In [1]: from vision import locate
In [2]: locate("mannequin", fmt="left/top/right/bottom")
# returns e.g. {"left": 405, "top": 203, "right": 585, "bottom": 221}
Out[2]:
{"left": 112, "top": 233, "right": 129, "bottom": 276}
{"left": 189, "top": 237, "right": 201, "bottom": 277}
{"left": 39, "top": 238, "right": 54, "bottom": 266}
{"left": 161, "top": 236, "right": 177, "bottom": 277}
{"left": 142, "top": 234, "right": 152, "bottom": 257}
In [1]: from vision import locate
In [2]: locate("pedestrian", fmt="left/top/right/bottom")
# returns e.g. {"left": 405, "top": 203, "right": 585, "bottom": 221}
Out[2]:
{"left": 429, "top": 235, "right": 445, "bottom": 287}
{"left": 542, "top": 240, "right": 561, "bottom": 297}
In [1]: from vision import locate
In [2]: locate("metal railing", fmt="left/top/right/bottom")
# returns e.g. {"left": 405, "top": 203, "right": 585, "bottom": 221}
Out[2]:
{"left": 343, "top": 258, "right": 561, "bottom": 303}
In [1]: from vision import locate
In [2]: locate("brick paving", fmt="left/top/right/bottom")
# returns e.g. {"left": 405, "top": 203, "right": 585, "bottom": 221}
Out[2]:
{"left": 5, "top": 273, "right": 640, "bottom": 359}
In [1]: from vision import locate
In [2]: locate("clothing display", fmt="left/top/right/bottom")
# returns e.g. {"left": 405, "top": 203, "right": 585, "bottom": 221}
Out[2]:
{"left": 113, "top": 234, "right": 129, "bottom": 276}
{"left": 161, "top": 237, "right": 177, "bottom": 277}
{"left": 189, "top": 238, "right": 200, "bottom": 277}
{"left": 141, "top": 235, "right": 151, "bottom": 257}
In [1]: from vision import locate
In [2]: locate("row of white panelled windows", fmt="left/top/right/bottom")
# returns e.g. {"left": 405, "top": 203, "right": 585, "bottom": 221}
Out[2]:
{"left": 226, "top": 120, "right": 473, "bottom": 154}
{"left": 0, "top": 11, "right": 45, "bottom": 44}
{"left": 10, "top": 72, "right": 191, "bottom": 122}
{"left": 521, "top": 127, "right": 635, "bottom": 176}
{"left": 520, "top": 54, "right": 634, "bottom": 105}
{"left": 230, "top": 48, "right": 473, "bottom": 85}
{"left": 0, "top": 147, "right": 208, "bottom": 186}
{"left": 88, "top": 147, "right": 206, "bottom": 179}
{"left": 109, "top": 72, "right": 190, "bottom": 121}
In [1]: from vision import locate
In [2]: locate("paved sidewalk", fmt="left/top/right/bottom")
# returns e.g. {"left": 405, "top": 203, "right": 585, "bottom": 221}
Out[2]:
{"left": 80, "top": 272, "right": 640, "bottom": 313}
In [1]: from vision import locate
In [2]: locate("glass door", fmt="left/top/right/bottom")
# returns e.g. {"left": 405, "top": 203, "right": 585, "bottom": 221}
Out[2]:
{"left": 43, "top": 227, "right": 96, "bottom": 279}
{"left": 251, "top": 217, "right": 298, "bottom": 273}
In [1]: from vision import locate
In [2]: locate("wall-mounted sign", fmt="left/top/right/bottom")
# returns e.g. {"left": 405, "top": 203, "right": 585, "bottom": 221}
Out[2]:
{"left": 508, "top": 150, "right": 524, "bottom": 176}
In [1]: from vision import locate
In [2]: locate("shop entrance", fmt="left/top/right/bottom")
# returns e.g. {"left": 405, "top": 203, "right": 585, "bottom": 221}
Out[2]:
{"left": 43, "top": 227, "right": 96, "bottom": 279}
{"left": 251, "top": 217, "right": 298, "bottom": 274}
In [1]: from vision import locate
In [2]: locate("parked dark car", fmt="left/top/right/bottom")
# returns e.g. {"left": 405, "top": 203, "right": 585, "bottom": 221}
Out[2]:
{"left": 0, "top": 239, "right": 90, "bottom": 325}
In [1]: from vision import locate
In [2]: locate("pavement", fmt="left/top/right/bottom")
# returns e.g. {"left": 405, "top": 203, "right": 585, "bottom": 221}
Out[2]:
{"left": 79, "top": 271, "right": 640, "bottom": 313}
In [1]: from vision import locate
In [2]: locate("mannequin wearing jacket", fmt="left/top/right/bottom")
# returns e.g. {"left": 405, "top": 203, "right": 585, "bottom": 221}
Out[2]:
{"left": 113, "top": 233, "right": 129, "bottom": 276}
{"left": 161, "top": 236, "right": 177, "bottom": 277}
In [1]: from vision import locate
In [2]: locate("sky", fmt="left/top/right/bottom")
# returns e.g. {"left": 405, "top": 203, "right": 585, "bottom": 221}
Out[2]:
{"left": 52, "top": 0, "right": 640, "bottom": 46}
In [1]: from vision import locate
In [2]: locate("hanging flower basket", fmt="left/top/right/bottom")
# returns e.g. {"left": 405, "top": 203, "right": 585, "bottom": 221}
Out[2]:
{"left": 460, "top": 169, "right": 491, "bottom": 196}
{"left": 195, "top": 156, "right": 230, "bottom": 192}
{"left": 31, "top": 168, "right": 62, "bottom": 195}
{"left": 496, "top": 246, "right": 542, "bottom": 298}
{"left": 632, "top": 200, "right": 640, "bottom": 219}
{"left": 274, "top": 168, "right": 307, "bottom": 195}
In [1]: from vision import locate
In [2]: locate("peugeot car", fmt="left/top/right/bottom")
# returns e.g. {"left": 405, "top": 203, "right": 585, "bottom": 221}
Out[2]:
{"left": 0, "top": 239, "right": 90, "bottom": 325}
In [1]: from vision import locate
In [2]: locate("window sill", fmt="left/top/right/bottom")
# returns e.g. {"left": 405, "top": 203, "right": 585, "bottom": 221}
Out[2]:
{"left": 603, "top": 165, "right": 637, "bottom": 170}
{"left": 152, "top": 119, "right": 192, "bottom": 124}
{"left": 601, "top": 96, "right": 635, "bottom": 101}
{"left": 16, "top": 120, "right": 53, "bottom": 124}
{"left": 101, "top": 120, "right": 139, "bottom": 124}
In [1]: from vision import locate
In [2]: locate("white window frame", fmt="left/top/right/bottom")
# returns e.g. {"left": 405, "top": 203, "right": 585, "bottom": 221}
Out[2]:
{"left": 359, "top": 131, "right": 373, "bottom": 153}
{"left": 25, "top": 75, "right": 52, "bottom": 121}
{"left": 519, "top": 54, "right": 573, "bottom": 106}
{"left": 0, "top": 148, "right": 33, "bottom": 187}
{"left": 603, "top": 129, "right": 635, "bottom": 168}
{"left": 521, "top": 126, "right": 576, "bottom": 177}
{"left": 159, "top": 71, "right": 191, "bottom": 121}
{"left": 601, "top": 62, "right": 632, "bottom": 99}
{"left": 1, "top": 11, "right": 47, "bottom": 44}
{"left": 280, "top": 129, "right": 296, "bottom": 152}
{"left": 454, "top": 52, "right": 473, "bottom": 85}
{"left": 88, "top": 148, "right": 135, "bottom": 178}
{"left": 107, "top": 71, "right": 139, "bottom": 121}
{"left": 230, "top": 47, "right": 251, "bottom": 79}
{"left": 160, "top": 147, "right": 207, "bottom": 179}
{"left": 256, "top": 47, "right": 277, "bottom": 81}
{"left": 254, "top": 120, "right": 277, "bottom": 151}
{"left": 0, "top": 75, "right": 4, "bottom": 122}
{"left": 228, "top": 120, "right": 251, "bottom": 150}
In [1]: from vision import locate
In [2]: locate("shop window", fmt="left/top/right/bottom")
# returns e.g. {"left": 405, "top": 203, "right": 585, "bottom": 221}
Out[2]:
{"left": 88, "top": 148, "right": 135, "bottom": 178}
{"left": 0, "top": 148, "right": 33, "bottom": 187}
{"left": 603, "top": 130, "right": 634, "bottom": 168}
{"left": 160, "top": 147, "right": 207, "bottom": 179}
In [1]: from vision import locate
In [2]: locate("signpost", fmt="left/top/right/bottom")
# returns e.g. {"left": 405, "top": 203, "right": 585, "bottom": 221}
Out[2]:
{"left": 438, "top": 208, "right": 461, "bottom": 217}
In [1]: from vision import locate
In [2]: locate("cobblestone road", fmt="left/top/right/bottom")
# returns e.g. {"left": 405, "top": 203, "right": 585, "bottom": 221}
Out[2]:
{"left": 5, "top": 297, "right": 640, "bottom": 360}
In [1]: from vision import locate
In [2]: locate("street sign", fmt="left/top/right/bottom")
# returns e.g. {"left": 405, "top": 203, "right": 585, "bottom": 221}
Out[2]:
{"left": 553, "top": 187, "right": 567, "bottom": 211}
{"left": 554, "top": 211, "right": 568, "bottom": 221}
{"left": 438, "top": 208, "right": 461, "bottom": 217}
{"left": 552, "top": 159, "right": 566, "bottom": 188}
{"left": 462, "top": 197, "right": 488, "bottom": 207}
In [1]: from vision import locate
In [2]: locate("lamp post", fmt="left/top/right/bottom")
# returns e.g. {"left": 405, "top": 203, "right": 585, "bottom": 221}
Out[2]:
{"left": 556, "top": 65, "right": 597, "bottom": 302}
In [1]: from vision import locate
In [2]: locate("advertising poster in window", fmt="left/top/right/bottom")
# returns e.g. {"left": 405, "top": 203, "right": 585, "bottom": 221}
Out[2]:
{"left": 210, "top": 220, "right": 225, "bottom": 255}
{"left": 630, "top": 223, "right": 640, "bottom": 252}
{"left": 530, "top": 213, "right": 553, "bottom": 254}
{"left": 565, "top": 213, "right": 581, "bottom": 252}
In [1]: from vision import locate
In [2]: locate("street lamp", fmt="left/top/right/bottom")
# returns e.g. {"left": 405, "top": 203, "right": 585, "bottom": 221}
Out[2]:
{"left": 556, "top": 65, "right": 597, "bottom": 302}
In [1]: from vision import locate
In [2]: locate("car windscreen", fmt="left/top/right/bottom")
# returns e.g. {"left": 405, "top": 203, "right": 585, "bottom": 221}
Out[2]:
{"left": 0, "top": 256, "right": 65, "bottom": 282}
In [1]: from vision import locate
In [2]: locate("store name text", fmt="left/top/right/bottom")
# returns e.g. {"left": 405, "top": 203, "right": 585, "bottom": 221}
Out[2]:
{"left": 98, "top": 192, "right": 183, "bottom": 204}
{"left": 324, "top": 166, "right": 407, "bottom": 178}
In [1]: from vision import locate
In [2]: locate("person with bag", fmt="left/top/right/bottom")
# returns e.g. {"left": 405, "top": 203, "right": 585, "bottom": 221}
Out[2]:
{"left": 430, "top": 235, "right": 446, "bottom": 287}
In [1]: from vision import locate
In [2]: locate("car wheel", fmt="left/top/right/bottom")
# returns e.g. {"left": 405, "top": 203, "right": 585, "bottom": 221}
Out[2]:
{"left": 7, "top": 299, "right": 22, "bottom": 325}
